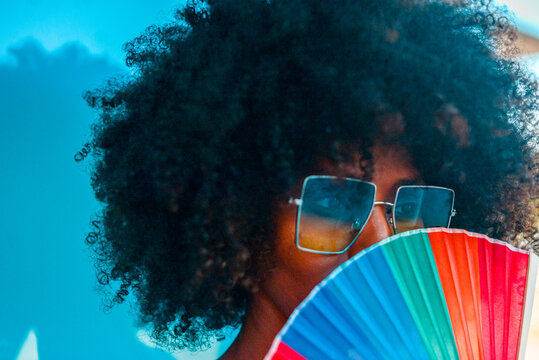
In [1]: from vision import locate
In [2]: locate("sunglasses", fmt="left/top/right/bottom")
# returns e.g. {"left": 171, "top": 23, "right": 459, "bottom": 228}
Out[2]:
{"left": 288, "top": 175, "right": 456, "bottom": 254}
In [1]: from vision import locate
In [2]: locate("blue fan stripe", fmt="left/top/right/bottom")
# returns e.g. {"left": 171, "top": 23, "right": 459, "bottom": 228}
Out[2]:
{"left": 354, "top": 247, "right": 430, "bottom": 358}
{"left": 281, "top": 245, "right": 430, "bottom": 359}
{"left": 283, "top": 312, "right": 356, "bottom": 359}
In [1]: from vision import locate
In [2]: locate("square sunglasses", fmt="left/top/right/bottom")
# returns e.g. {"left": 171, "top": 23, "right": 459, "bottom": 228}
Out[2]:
{"left": 288, "top": 175, "right": 456, "bottom": 254}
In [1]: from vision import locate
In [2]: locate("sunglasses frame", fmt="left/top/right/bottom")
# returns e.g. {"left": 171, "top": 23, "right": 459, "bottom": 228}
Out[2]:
{"left": 289, "top": 175, "right": 456, "bottom": 255}
{"left": 391, "top": 185, "right": 456, "bottom": 235}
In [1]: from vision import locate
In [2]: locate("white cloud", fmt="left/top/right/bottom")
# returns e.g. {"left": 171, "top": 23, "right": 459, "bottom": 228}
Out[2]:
{"left": 523, "top": 53, "right": 539, "bottom": 76}
{"left": 16, "top": 329, "right": 38, "bottom": 360}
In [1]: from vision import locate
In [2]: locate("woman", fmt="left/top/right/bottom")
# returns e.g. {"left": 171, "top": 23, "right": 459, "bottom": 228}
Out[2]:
{"left": 77, "top": 0, "right": 538, "bottom": 359}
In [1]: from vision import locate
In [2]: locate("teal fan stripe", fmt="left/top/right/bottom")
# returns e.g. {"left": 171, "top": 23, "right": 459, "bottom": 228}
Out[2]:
{"left": 381, "top": 231, "right": 459, "bottom": 360}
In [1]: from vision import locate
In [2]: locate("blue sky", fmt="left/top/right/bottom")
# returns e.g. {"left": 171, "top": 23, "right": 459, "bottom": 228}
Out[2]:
{"left": 0, "top": 1, "right": 537, "bottom": 360}
{"left": 0, "top": 38, "right": 174, "bottom": 359}
{"left": 0, "top": 1, "right": 229, "bottom": 359}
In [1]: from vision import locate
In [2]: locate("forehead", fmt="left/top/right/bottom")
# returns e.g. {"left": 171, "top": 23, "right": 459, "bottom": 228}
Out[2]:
{"left": 371, "top": 145, "right": 420, "bottom": 181}
{"left": 315, "top": 144, "right": 420, "bottom": 181}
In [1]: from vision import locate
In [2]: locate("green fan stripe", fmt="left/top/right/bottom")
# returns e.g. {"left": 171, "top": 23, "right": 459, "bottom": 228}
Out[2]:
{"left": 381, "top": 231, "right": 459, "bottom": 360}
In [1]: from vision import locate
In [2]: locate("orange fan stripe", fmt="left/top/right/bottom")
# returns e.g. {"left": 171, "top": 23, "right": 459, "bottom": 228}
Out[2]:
{"left": 429, "top": 230, "right": 483, "bottom": 360}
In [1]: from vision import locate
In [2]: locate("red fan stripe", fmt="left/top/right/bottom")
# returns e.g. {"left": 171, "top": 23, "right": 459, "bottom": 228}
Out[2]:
{"left": 478, "top": 237, "right": 528, "bottom": 360}
{"left": 269, "top": 341, "right": 308, "bottom": 360}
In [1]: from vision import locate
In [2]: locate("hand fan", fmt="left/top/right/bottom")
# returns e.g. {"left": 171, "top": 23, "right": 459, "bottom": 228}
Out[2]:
{"left": 264, "top": 228, "right": 538, "bottom": 360}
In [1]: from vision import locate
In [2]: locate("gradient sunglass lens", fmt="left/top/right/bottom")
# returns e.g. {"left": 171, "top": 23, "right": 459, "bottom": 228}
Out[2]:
{"left": 393, "top": 186, "right": 454, "bottom": 234}
{"left": 296, "top": 177, "right": 376, "bottom": 253}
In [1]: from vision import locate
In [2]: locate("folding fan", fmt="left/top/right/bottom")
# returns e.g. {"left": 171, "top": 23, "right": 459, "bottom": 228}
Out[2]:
{"left": 264, "top": 228, "right": 538, "bottom": 360}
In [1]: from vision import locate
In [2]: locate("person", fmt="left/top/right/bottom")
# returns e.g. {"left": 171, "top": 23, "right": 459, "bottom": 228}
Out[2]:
{"left": 76, "top": 0, "right": 538, "bottom": 359}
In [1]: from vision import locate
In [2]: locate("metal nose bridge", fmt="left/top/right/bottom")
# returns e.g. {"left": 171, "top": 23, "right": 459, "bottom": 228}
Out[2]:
{"left": 351, "top": 201, "right": 395, "bottom": 231}
{"left": 373, "top": 201, "right": 395, "bottom": 228}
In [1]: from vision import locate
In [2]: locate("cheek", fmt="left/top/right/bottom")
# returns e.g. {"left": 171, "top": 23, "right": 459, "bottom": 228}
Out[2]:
{"left": 274, "top": 207, "right": 345, "bottom": 272}
{"left": 349, "top": 223, "right": 384, "bottom": 255}
{"left": 263, "top": 208, "right": 347, "bottom": 315}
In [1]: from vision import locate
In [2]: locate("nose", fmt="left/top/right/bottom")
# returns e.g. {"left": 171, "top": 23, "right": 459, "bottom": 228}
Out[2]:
{"left": 348, "top": 205, "right": 393, "bottom": 257}
{"left": 368, "top": 205, "right": 394, "bottom": 241}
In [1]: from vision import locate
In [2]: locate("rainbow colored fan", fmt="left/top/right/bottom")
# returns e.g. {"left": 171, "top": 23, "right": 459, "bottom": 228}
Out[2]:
{"left": 265, "top": 228, "right": 538, "bottom": 360}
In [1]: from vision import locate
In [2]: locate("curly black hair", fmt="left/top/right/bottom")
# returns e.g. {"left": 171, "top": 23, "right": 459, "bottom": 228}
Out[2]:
{"left": 76, "top": 0, "right": 538, "bottom": 351}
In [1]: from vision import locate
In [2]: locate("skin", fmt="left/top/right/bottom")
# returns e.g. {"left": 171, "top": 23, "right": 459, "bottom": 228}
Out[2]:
{"left": 221, "top": 145, "right": 421, "bottom": 359}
